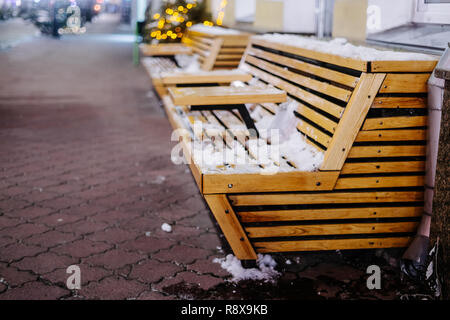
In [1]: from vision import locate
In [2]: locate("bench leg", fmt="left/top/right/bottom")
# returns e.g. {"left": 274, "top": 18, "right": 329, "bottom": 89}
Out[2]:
{"left": 204, "top": 194, "right": 258, "bottom": 261}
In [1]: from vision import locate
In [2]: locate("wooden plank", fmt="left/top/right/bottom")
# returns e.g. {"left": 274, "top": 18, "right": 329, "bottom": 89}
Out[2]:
{"left": 247, "top": 46, "right": 360, "bottom": 88}
{"left": 348, "top": 145, "right": 426, "bottom": 158}
{"left": 297, "top": 102, "right": 338, "bottom": 133}
{"left": 362, "top": 116, "right": 427, "bottom": 130}
{"left": 168, "top": 86, "right": 287, "bottom": 106}
{"left": 238, "top": 206, "right": 423, "bottom": 222}
{"left": 340, "top": 161, "right": 425, "bottom": 174}
{"left": 246, "top": 221, "right": 419, "bottom": 238}
{"left": 201, "top": 38, "right": 223, "bottom": 71}
{"left": 213, "top": 61, "right": 240, "bottom": 67}
{"left": 246, "top": 55, "right": 353, "bottom": 102}
{"left": 229, "top": 191, "right": 424, "bottom": 206}
{"left": 220, "top": 47, "right": 246, "bottom": 54}
{"left": 296, "top": 120, "right": 332, "bottom": 148}
{"left": 355, "top": 129, "right": 426, "bottom": 142}
{"left": 139, "top": 43, "right": 192, "bottom": 56}
{"left": 251, "top": 38, "right": 369, "bottom": 71}
{"left": 161, "top": 70, "right": 252, "bottom": 85}
{"left": 202, "top": 171, "right": 340, "bottom": 194}
{"left": 320, "top": 73, "right": 386, "bottom": 171}
{"left": 204, "top": 194, "right": 257, "bottom": 260}
{"left": 379, "top": 73, "right": 430, "bottom": 93}
{"left": 253, "top": 237, "right": 412, "bottom": 253}
{"left": 371, "top": 60, "right": 438, "bottom": 73}
{"left": 241, "top": 63, "right": 344, "bottom": 118}
{"left": 216, "top": 54, "right": 243, "bottom": 60}
{"left": 334, "top": 175, "right": 424, "bottom": 189}
{"left": 371, "top": 97, "right": 427, "bottom": 109}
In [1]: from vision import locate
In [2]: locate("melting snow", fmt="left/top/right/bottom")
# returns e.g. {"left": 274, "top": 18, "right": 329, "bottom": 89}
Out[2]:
{"left": 213, "top": 254, "right": 280, "bottom": 283}
{"left": 161, "top": 223, "right": 172, "bottom": 233}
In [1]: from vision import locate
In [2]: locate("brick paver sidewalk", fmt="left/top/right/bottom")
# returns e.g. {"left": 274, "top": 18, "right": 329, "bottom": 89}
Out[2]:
{"left": 0, "top": 17, "right": 424, "bottom": 300}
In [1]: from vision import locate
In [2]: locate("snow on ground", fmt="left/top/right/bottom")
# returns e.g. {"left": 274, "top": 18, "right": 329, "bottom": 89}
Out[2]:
{"left": 256, "top": 34, "right": 437, "bottom": 61}
{"left": 161, "top": 223, "right": 172, "bottom": 233}
{"left": 213, "top": 254, "right": 280, "bottom": 283}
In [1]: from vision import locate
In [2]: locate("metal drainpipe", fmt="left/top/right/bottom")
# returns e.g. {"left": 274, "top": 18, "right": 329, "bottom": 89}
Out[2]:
{"left": 401, "top": 49, "right": 447, "bottom": 278}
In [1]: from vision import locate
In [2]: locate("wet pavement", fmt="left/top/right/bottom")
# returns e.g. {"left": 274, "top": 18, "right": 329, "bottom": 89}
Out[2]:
{"left": 0, "top": 14, "right": 428, "bottom": 300}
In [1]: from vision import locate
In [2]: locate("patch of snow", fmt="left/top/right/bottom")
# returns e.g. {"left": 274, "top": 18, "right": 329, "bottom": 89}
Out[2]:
{"left": 151, "top": 175, "right": 166, "bottom": 184}
{"left": 175, "top": 53, "right": 201, "bottom": 72}
{"left": 213, "top": 254, "right": 280, "bottom": 283}
{"left": 145, "top": 231, "right": 152, "bottom": 237}
{"left": 161, "top": 223, "right": 172, "bottom": 233}
{"left": 256, "top": 34, "right": 437, "bottom": 61}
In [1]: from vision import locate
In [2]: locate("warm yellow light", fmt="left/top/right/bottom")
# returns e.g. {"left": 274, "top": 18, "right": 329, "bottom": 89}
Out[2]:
{"left": 161, "top": 34, "right": 167, "bottom": 39}
{"left": 186, "top": 3, "right": 192, "bottom": 9}
{"left": 186, "top": 21, "right": 192, "bottom": 27}
{"left": 153, "top": 13, "right": 160, "bottom": 19}
{"left": 178, "top": 6, "right": 184, "bottom": 11}
{"left": 165, "top": 8, "right": 173, "bottom": 14}
{"left": 167, "top": 30, "right": 172, "bottom": 35}
{"left": 171, "top": 34, "right": 177, "bottom": 39}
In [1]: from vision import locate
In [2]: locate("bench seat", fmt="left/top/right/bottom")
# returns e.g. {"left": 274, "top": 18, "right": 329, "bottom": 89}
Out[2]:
{"left": 156, "top": 35, "right": 439, "bottom": 262}
{"left": 141, "top": 26, "right": 251, "bottom": 98}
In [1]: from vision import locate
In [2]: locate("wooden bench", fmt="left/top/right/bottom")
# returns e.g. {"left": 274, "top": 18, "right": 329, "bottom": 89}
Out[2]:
{"left": 141, "top": 26, "right": 251, "bottom": 98}
{"left": 161, "top": 35, "right": 439, "bottom": 263}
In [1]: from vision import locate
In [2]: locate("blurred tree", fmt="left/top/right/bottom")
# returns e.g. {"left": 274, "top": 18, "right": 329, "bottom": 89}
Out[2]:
{"left": 142, "top": 0, "right": 211, "bottom": 43}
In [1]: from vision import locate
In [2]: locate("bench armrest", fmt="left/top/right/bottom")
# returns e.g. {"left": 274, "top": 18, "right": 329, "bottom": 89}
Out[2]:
{"left": 161, "top": 70, "right": 252, "bottom": 85}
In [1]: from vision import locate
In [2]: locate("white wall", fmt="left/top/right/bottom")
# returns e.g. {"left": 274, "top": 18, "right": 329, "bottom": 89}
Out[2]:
{"left": 235, "top": 0, "right": 256, "bottom": 22}
{"left": 282, "top": 0, "right": 316, "bottom": 33}
{"left": 367, "top": 0, "right": 414, "bottom": 34}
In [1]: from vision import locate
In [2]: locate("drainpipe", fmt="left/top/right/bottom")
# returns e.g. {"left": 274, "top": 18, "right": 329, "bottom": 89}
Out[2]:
{"left": 400, "top": 46, "right": 448, "bottom": 279}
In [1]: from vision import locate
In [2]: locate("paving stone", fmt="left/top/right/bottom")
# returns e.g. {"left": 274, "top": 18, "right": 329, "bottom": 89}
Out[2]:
{"left": 156, "top": 271, "right": 223, "bottom": 292}
{"left": 12, "top": 252, "right": 78, "bottom": 275}
{"left": 0, "top": 281, "right": 70, "bottom": 300}
{"left": 120, "top": 235, "right": 174, "bottom": 254}
{"left": 0, "top": 243, "right": 47, "bottom": 263}
{"left": 129, "top": 259, "right": 183, "bottom": 283}
{"left": 51, "top": 239, "right": 112, "bottom": 259}
{"left": 84, "top": 249, "right": 146, "bottom": 270}
{"left": 79, "top": 276, "right": 148, "bottom": 300}
{"left": 152, "top": 245, "right": 210, "bottom": 265}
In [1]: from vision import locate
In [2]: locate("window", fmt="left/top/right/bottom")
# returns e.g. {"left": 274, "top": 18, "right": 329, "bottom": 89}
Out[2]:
{"left": 414, "top": 0, "right": 450, "bottom": 24}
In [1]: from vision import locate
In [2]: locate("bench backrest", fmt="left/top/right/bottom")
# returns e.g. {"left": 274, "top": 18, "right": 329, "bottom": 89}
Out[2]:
{"left": 183, "top": 29, "right": 251, "bottom": 71}
{"left": 239, "top": 36, "right": 438, "bottom": 171}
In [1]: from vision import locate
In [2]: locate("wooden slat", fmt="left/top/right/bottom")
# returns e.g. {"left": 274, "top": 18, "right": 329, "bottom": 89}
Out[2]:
{"left": 247, "top": 46, "right": 359, "bottom": 88}
{"left": 139, "top": 43, "right": 192, "bottom": 56}
{"left": 201, "top": 38, "right": 223, "bottom": 71}
{"left": 362, "top": 116, "right": 427, "bottom": 130}
{"left": 341, "top": 161, "right": 425, "bottom": 174}
{"left": 296, "top": 121, "right": 332, "bottom": 148}
{"left": 161, "top": 71, "right": 252, "bottom": 85}
{"left": 321, "top": 73, "right": 386, "bottom": 171}
{"left": 216, "top": 54, "right": 243, "bottom": 60}
{"left": 204, "top": 194, "right": 257, "bottom": 260}
{"left": 246, "top": 222, "right": 419, "bottom": 238}
{"left": 348, "top": 145, "right": 426, "bottom": 158}
{"left": 334, "top": 175, "right": 424, "bottom": 189}
{"left": 253, "top": 237, "right": 412, "bottom": 253}
{"left": 379, "top": 73, "right": 430, "bottom": 93}
{"left": 220, "top": 47, "right": 246, "bottom": 54}
{"left": 238, "top": 206, "right": 423, "bottom": 222}
{"left": 246, "top": 55, "right": 353, "bottom": 102}
{"left": 297, "top": 102, "right": 338, "bottom": 133}
{"left": 229, "top": 191, "right": 424, "bottom": 206}
{"left": 202, "top": 171, "right": 339, "bottom": 194}
{"left": 355, "top": 129, "right": 426, "bottom": 142}
{"left": 251, "top": 38, "right": 369, "bottom": 71}
{"left": 213, "top": 61, "right": 240, "bottom": 67}
{"left": 371, "top": 60, "right": 438, "bottom": 73}
{"left": 169, "top": 86, "right": 287, "bottom": 106}
{"left": 241, "top": 63, "right": 344, "bottom": 118}
{"left": 371, "top": 97, "right": 427, "bottom": 109}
